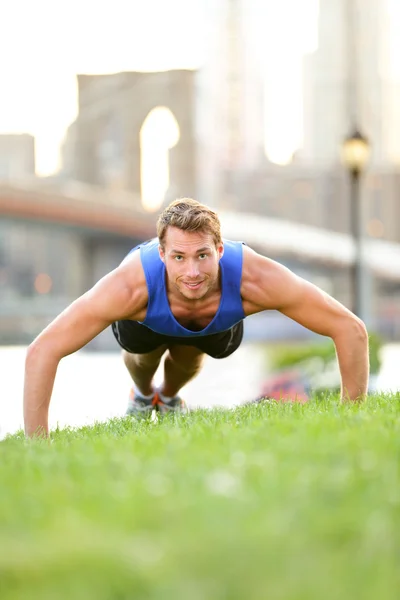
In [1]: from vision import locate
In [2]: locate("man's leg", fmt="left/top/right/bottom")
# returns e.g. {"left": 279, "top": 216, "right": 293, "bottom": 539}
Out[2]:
{"left": 160, "top": 345, "right": 206, "bottom": 398}
{"left": 122, "top": 345, "right": 168, "bottom": 396}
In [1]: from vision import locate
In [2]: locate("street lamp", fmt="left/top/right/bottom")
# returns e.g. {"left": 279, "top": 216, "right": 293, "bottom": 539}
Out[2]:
{"left": 341, "top": 128, "right": 371, "bottom": 318}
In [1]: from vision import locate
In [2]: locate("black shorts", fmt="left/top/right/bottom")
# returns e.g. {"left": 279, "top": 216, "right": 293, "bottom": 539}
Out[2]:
{"left": 111, "top": 319, "right": 244, "bottom": 359}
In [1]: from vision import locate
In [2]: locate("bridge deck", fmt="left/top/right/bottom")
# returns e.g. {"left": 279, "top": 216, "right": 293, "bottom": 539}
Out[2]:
{"left": 1, "top": 179, "right": 400, "bottom": 279}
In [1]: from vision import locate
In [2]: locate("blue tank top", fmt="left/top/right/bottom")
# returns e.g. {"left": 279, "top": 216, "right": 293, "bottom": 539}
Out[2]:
{"left": 129, "top": 237, "right": 245, "bottom": 337}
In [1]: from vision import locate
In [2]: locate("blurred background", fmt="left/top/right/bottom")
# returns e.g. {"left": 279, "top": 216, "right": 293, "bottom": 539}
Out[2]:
{"left": 1, "top": 0, "right": 400, "bottom": 433}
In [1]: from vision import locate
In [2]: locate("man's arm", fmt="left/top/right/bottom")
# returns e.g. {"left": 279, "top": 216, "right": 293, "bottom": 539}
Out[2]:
{"left": 241, "top": 248, "right": 369, "bottom": 401}
{"left": 24, "top": 260, "right": 146, "bottom": 437}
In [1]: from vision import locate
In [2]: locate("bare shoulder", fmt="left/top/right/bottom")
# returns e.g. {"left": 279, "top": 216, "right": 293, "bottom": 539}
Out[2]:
{"left": 91, "top": 246, "right": 148, "bottom": 320}
{"left": 241, "top": 245, "right": 301, "bottom": 313}
{"left": 29, "top": 246, "right": 150, "bottom": 357}
{"left": 240, "top": 245, "right": 361, "bottom": 340}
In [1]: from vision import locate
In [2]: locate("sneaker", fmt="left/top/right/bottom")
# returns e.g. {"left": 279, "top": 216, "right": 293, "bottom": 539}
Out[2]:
{"left": 126, "top": 387, "right": 159, "bottom": 418}
{"left": 156, "top": 392, "right": 188, "bottom": 415}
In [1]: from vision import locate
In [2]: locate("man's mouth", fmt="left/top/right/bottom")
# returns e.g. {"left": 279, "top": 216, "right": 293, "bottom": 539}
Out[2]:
{"left": 183, "top": 281, "right": 204, "bottom": 290}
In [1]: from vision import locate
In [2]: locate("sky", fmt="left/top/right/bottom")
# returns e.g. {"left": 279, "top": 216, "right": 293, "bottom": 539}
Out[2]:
{"left": 0, "top": 0, "right": 319, "bottom": 175}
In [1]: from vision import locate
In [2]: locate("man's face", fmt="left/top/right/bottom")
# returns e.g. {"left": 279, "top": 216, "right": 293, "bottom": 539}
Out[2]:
{"left": 159, "top": 227, "right": 223, "bottom": 301}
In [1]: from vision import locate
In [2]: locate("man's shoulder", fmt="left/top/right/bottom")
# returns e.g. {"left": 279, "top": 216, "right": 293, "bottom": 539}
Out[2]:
{"left": 120, "top": 238, "right": 159, "bottom": 265}
{"left": 117, "top": 246, "right": 147, "bottom": 282}
{"left": 240, "top": 246, "right": 279, "bottom": 294}
{"left": 241, "top": 244, "right": 279, "bottom": 277}
{"left": 111, "top": 250, "right": 149, "bottom": 314}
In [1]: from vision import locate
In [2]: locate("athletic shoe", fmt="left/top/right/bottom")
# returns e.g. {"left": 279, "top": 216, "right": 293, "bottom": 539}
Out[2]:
{"left": 126, "top": 387, "right": 159, "bottom": 418}
{"left": 156, "top": 393, "right": 188, "bottom": 415}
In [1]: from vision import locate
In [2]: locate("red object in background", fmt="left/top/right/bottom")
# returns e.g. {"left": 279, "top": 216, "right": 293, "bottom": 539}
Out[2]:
{"left": 260, "top": 370, "right": 309, "bottom": 404}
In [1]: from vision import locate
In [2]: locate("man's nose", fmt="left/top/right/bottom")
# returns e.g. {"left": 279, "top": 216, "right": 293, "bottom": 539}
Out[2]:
{"left": 186, "top": 260, "right": 200, "bottom": 278}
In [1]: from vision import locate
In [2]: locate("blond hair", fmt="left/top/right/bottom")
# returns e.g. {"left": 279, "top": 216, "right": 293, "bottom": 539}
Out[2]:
{"left": 157, "top": 198, "right": 222, "bottom": 249}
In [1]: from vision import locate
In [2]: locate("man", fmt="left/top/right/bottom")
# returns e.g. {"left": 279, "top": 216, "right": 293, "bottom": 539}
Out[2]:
{"left": 24, "top": 198, "right": 369, "bottom": 437}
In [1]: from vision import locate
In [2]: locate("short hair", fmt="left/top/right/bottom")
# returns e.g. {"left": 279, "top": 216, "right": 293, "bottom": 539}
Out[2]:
{"left": 156, "top": 198, "right": 222, "bottom": 249}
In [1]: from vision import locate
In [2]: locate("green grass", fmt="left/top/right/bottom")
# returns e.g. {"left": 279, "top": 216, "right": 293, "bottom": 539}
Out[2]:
{"left": 1, "top": 394, "right": 400, "bottom": 600}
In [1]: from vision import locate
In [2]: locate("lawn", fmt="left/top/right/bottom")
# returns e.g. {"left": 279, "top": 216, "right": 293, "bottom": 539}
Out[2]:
{"left": 1, "top": 394, "right": 400, "bottom": 600}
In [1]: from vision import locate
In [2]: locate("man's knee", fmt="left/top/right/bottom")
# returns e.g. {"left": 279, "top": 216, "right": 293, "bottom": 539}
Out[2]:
{"left": 122, "top": 345, "right": 167, "bottom": 368}
{"left": 167, "top": 345, "right": 205, "bottom": 375}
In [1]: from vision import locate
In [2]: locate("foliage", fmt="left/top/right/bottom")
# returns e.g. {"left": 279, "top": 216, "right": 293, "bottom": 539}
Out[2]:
{"left": 267, "top": 332, "right": 383, "bottom": 375}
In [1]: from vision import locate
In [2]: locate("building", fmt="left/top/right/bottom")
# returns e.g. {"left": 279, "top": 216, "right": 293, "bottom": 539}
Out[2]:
{"left": 302, "top": 0, "right": 399, "bottom": 168}
{"left": 195, "top": 0, "right": 266, "bottom": 208}
{"left": 0, "top": 134, "right": 36, "bottom": 180}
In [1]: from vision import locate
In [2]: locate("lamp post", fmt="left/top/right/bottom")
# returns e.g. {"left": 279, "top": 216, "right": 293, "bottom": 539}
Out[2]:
{"left": 341, "top": 129, "right": 371, "bottom": 318}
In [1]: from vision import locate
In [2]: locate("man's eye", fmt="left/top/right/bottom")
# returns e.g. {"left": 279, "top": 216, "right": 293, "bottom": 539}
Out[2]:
{"left": 174, "top": 256, "right": 183, "bottom": 261}
{"left": 199, "top": 254, "right": 207, "bottom": 260}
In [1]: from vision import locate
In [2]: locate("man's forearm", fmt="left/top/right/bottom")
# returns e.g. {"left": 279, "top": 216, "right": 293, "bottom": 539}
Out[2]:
{"left": 24, "top": 344, "right": 60, "bottom": 437}
{"left": 334, "top": 326, "right": 369, "bottom": 401}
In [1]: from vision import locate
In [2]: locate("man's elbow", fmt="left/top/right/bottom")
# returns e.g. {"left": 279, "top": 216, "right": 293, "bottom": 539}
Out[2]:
{"left": 25, "top": 336, "right": 61, "bottom": 367}
{"left": 25, "top": 340, "right": 42, "bottom": 370}
{"left": 335, "top": 313, "right": 369, "bottom": 345}
{"left": 352, "top": 314, "right": 369, "bottom": 343}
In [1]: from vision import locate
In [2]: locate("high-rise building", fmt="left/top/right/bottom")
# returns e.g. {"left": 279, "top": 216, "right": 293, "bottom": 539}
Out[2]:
{"left": 302, "top": 0, "right": 398, "bottom": 167}
{"left": 302, "top": 0, "right": 347, "bottom": 165}
{"left": 194, "top": 0, "right": 266, "bottom": 207}
{"left": 383, "top": 0, "right": 400, "bottom": 163}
